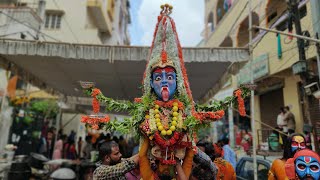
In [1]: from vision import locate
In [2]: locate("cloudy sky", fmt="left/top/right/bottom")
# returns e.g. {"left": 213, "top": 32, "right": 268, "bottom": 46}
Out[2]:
{"left": 129, "top": 0, "right": 204, "bottom": 47}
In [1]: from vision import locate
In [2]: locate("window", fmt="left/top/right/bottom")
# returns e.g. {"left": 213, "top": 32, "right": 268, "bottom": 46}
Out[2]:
{"left": 266, "top": 0, "right": 287, "bottom": 27}
{"left": 44, "top": 12, "right": 63, "bottom": 29}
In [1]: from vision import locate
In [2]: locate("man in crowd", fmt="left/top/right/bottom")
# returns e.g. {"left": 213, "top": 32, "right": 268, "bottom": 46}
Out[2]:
{"left": 222, "top": 138, "right": 237, "bottom": 169}
{"left": 93, "top": 141, "right": 139, "bottom": 180}
{"left": 283, "top": 106, "right": 296, "bottom": 135}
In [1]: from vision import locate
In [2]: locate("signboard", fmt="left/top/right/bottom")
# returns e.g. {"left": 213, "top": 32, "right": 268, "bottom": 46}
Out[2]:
{"left": 237, "top": 53, "right": 269, "bottom": 85}
{"left": 212, "top": 88, "right": 233, "bottom": 101}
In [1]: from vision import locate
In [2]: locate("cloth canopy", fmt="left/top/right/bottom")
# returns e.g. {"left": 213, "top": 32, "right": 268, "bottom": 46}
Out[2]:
{"left": 0, "top": 39, "right": 249, "bottom": 102}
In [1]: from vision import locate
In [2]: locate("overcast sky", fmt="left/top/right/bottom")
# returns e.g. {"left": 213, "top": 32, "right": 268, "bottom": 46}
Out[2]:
{"left": 129, "top": 0, "right": 204, "bottom": 47}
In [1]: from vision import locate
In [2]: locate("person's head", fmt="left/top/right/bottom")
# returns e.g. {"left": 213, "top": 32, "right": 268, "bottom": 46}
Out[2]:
{"left": 49, "top": 127, "right": 57, "bottom": 134}
{"left": 213, "top": 143, "right": 224, "bottom": 159}
{"left": 241, "top": 129, "right": 247, "bottom": 135}
{"left": 150, "top": 66, "right": 177, "bottom": 102}
{"left": 60, "top": 134, "right": 67, "bottom": 141}
{"left": 284, "top": 106, "right": 290, "bottom": 112}
{"left": 283, "top": 133, "right": 306, "bottom": 159}
{"left": 222, "top": 138, "right": 230, "bottom": 146}
{"left": 78, "top": 137, "right": 82, "bottom": 141}
{"left": 99, "top": 141, "right": 122, "bottom": 165}
{"left": 280, "top": 107, "right": 285, "bottom": 113}
{"left": 285, "top": 149, "right": 320, "bottom": 180}
{"left": 47, "top": 130, "right": 53, "bottom": 140}
{"left": 196, "top": 140, "right": 207, "bottom": 152}
{"left": 191, "top": 165, "right": 216, "bottom": 180}
{"left": 113, "top": 136, "right": 119, "bottom": 143}
{"left": 85, "top": 135, "right": 92, "bottom": 143}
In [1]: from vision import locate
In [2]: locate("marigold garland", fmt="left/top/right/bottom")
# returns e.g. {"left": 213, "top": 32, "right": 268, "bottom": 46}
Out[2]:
{"left": 154, "top": 131, "right": 184, "bottom": 150}
{"left": 134, "top": 98, "right": 142, "bottom": 103}
{"left": 154, "top": 100, "right": 184, "bottom": 110}
{"left": 91, "top": 88, "right": 101, "bottom": 97}
{"left": 234, "top": 89, "right": 246, "bottom": 116}
{"left": 81, "top": 115, "right": 110, "bottom": 130}
{"left": 92, "top": 98, "right": 100, "bottom": 113}
{"left": 192, "top": 110, "right": 225, "bottom": 121}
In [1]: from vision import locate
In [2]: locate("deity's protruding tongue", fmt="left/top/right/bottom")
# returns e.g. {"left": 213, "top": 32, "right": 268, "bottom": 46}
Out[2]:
{"left": 161, "top": 87, "right": 169, "bottom": 101}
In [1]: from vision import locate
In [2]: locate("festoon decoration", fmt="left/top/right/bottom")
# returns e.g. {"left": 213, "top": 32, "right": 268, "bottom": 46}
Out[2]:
{"left": 80, "top": 4, "right": 250, "bottom": 179}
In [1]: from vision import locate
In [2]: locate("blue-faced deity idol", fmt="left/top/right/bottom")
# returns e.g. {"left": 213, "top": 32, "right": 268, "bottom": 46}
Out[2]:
{"left": 295, "top": 156, "right": 320, "bottom": 180}
{"left": 151, "top": 67, "right": 177, "bottom": 102}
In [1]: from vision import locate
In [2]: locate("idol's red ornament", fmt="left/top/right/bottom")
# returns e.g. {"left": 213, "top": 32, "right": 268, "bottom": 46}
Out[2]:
{"left": 154, "top": 100, "right": 184, "bottom": 110}
{"left": 153, "top": 131, "right": 185, "bottom": 150}
{"left": 161, "top": 50, "right": 168, "bottom": 63}
{"left": 234, "top": 89, "right": 246, "bottom": 116}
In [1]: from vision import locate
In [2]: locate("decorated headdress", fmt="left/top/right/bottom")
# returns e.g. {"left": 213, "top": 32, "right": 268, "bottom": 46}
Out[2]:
{"left": 142, "top": 4, "right": 193, "bottom": 107}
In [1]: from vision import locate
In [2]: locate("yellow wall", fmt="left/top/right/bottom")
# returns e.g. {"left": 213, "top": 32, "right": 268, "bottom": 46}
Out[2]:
{"left": 206, "top": 1, "right": 315, "bottom": 133}
{"left": 283, "top": 75, "right": 304, "bottom": 133}
{"left": 204, "top": 0, "right": 248, "bottom": 47}
{"left": 254, "top": 95, "right": 262, "bottom": 145}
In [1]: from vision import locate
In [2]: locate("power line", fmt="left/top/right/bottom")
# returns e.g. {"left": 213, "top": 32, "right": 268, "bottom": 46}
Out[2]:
{"left": 0, "top": 10, "right": 60, "bottom": 42}
{"left": 52, "top": 0, "right": 80, "bottom": 43}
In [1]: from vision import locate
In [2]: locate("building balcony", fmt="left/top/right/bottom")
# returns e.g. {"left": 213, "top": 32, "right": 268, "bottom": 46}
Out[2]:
{"left": 87, "top": 0, "right": 112, "bottom": 35}
{"left": 0, "top": 7, "right": 42, "bottom": 39}
{"left": 0, "top": 7, "right": 41, "bottom": 29}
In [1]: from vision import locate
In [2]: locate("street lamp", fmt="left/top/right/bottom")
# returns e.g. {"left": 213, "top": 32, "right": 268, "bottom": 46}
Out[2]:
{"left": 292, "top": 60, "right": 307, "bottom": 75}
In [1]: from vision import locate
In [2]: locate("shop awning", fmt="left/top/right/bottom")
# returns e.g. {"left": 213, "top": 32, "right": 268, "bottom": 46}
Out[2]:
{"left": 0, "top": 39, "right": 249, "bottom": 102}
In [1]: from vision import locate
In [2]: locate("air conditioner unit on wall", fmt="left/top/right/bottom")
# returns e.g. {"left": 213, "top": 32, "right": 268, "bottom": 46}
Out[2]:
{"left": 304, "top": 82, "right": 320, "bottom": 99}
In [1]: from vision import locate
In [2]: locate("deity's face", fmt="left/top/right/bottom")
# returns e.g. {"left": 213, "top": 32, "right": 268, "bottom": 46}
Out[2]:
{"left": 295, "top": 156, "right": 320, "bottom": 180}
{"left": 151, "top": 67, "right": 177, "bottom": 102}
{"left": 291, "top": 135, "right": 306, "bottom": 153}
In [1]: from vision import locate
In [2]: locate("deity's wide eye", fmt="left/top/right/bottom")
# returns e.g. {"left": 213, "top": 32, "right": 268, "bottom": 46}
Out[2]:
{"left": 167, "top": 75, "right": 173, "bottom": 80}
{"left": 155, "top": 76, "right": 161, "bottom": 81}
{"left": 297, "top": 163, "right": 306, "bottom": 170}
{"left": 310, "top": 165, "right": 320, "bottom": 171}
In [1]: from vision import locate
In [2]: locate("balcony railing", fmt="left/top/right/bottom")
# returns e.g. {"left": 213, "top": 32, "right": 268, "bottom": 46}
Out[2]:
{"left": 0, "top": 7, "right": 41, "bottom": 30}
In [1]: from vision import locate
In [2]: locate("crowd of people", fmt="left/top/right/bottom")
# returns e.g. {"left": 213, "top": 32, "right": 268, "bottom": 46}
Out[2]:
{"left": 92, "top": 136, "right": 237, "bottom": 180}
{"left": 90, "top": 133, "right": 320, "bottom": 180}
{"left": 35, "top": 120, "right": 320, "bottom": 180}
{"left": 37, "top": 126, "right": 137, "bottom": 163}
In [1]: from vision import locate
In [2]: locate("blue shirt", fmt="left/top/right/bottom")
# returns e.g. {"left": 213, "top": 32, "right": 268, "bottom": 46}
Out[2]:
{"left": 223, "top": 144, "right": 237, "bottom": 169}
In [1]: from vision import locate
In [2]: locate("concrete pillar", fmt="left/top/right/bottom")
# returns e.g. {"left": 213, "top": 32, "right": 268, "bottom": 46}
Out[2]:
{"left": 228, "top": 107, "right": 235, "bottom": 148}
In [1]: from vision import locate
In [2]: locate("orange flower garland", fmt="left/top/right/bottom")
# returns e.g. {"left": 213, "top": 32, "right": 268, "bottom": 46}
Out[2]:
{"left": 234, "top": 89, "right": 246, "bottom": 116}
{"left": 81, "top": 115, "right": 110, "bottom": 130}
{"left": 192, "top": 110, "right": 225, "bottom": 121}
{"left": 154, "top": 100, "right": 184, "bottom": 110}
{"left": 81, "top": 88, "right": 111, "bottom": 130}
{"left": 91, "top": 88, "right": 102, "bottom": 113}
{"left": 92, "top": 98, "right": 100, "bottom": 113}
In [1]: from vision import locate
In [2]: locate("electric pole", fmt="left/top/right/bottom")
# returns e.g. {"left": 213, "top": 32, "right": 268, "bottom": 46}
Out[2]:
{"left": 288, "top": 0, "right": 315, "bottom": 150}
{"left": 288, "top": 0, "right": 306, "bottom": 63}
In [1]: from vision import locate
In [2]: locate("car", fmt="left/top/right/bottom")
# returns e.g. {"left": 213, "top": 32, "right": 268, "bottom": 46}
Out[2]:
{"left": 236, "top": 156, "right": 272, "bottom": 180}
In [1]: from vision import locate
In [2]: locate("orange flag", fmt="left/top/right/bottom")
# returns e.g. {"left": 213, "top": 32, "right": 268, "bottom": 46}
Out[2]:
{"left": 6, "top": 75, "right": 18, "bottom": 98}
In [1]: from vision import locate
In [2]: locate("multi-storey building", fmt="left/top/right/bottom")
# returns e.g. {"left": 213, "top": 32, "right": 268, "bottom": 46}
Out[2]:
{"left": 0, "top": 0, "right": 131, "bottom": 151}
{"left": 201, "top": 0, "right": 319, "bottom": 151}
{"left": 0, "top": 0, "right": 131, "bottom": 44}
